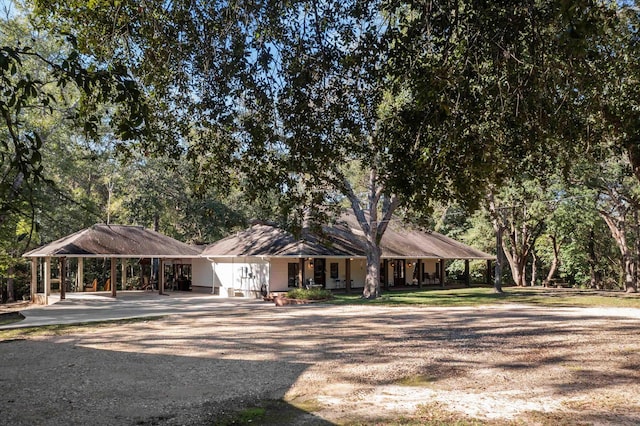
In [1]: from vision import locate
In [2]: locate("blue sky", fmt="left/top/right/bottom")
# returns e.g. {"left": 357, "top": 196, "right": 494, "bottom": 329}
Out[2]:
{"left": 0, "top": 0, "right": 19, "bottom": 18}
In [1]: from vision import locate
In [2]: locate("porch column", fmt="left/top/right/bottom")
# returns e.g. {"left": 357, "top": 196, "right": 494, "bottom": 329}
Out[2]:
{"left": 121, "top": 259, "right": 127, "bottom": 290}
{"left": 298, "top": 258, "right": 304, "bottom": 289}
{"left": 486, "top": 259, "right": 492, "bottom": 285}
{"left": 417, "top": 259, "right": 422, "bottom": 288}
{"left": 464, "top": 260, "right": 470, "bottom": 287}
{"left": 111, "top": 257, "right": 117, "bottom": 297}
{"left": 383, "top": 259, "right": 389, "bottom": 291}
{"left": 59, "top": 257, "right": 66, "bottom": 300}
{"left": 439, "top": 259, "right": 445, "bottom": 287}
{"left": 77, "top": 258, "right": 84, "bottom": 291}
{"left": 30, "top": 258, "right": 37, "bottom": 302}
{"left": 44, "top": 257, "right": 51, "bottom": 304}
{"left": 345, "top": 258, "right": 351, "bottom": 293}
{"left": 158, "top": 258, "right": 165, "bottom": 295}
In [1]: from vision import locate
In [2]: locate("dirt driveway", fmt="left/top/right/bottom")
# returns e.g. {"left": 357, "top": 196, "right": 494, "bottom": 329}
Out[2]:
{"left": 2, "top": 303, "right": 640, "bottom": 425}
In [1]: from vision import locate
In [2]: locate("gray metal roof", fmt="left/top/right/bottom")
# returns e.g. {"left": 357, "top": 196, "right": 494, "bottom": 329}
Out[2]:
{"left": 23, "top": 224, "right": 202, "bottom": 258}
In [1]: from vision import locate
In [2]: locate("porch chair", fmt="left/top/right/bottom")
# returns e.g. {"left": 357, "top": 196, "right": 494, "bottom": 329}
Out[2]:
{"left": 84, "top": 278, "right": 98, "bottom": 292}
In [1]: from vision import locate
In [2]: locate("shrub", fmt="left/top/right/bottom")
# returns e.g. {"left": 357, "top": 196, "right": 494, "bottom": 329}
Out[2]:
{"left": 286, "top": 287, "right": 333, "bottom": 300}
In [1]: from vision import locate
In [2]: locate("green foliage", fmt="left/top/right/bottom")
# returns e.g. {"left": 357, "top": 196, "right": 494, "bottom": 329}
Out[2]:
{"left": 3, "top": 0, "right": 640, "bottom": 300}
{"left": 0, "top": 5, "right": 161, "bottom": 279}
{"left": 286, "top": 288, "right": 333, "bottom": 301}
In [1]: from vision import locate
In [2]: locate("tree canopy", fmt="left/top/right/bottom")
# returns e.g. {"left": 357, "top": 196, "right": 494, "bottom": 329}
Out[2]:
{"left": 3, "top": 0, "right": 640, "bottom": 300}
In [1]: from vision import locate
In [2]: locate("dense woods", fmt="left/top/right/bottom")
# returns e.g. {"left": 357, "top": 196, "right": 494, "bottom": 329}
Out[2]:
{"left": 2, "top": 0, "right": 640, "bottom": 301}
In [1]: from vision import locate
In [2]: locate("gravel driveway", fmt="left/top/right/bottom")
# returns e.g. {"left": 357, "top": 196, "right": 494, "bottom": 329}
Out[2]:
{"left": 2, "top": 302, "right": 640, "bottom": 425}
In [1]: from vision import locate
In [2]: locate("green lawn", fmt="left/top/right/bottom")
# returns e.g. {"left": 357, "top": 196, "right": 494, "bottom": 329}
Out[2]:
{"left": 0, "top": 316, "right": 166, "bottom": 340}
{"left": 330, "top": 286, "right": 640, "bottom": 308}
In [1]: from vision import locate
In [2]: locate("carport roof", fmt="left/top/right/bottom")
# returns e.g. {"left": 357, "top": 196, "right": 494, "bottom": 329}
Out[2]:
{"left": 23, "top": 224, "right": 202, "bottom": 258}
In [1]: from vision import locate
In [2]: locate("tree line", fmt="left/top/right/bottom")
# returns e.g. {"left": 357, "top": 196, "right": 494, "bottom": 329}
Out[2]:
{"left": 2, "top": 0, "right": 640, "bottom": 301}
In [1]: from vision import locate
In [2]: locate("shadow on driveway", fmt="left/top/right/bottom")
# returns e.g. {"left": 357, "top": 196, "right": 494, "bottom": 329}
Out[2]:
{"left": 0, "top": 291, "right": 269, "bottom": 329}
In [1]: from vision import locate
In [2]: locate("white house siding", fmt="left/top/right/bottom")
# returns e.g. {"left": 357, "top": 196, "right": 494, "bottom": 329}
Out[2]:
{"left": 209, "top": 257, "right": 270, "bottom": 298}
{"left": 268, "top": 257, "right": 368, "bottom": 290}
{"left": 191, "top": 258, "right": 214, "bottom": 293}
{"left": 350, "top": 259, "right": 366, "bottom": 288}
{"left": 201, "top": 257, "right": 444, "bottom": 295}
{"left": 269, "top": 258, "right": 290, "bottom": 292}
{"left": 325, "top": 258, "right": 345, "bottom": 290}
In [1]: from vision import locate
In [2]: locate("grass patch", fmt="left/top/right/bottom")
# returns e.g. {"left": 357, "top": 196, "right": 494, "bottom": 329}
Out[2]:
{"left": 288, "top": 397, "right": 324, "bottom": 414}
{"left": 329, "top": 286, "right": 640, "bottom": 308}
{"left": 216, "top": 407, "right": 266, "bottom": 425}
{"left": 0, "top": 312, "right": 24, "bottom": 326}
{"left": 0, "top": 316, "right": 166, "bottom": 340}
{"left": 211, "top": 399, "right": 325, "bottom": 425}
{"left": 397, "top": 374, "right": 436, "bottom": 387}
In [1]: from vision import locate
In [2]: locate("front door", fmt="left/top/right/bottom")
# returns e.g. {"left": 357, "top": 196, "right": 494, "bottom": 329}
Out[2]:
{"left": 393, "top": 260, "right": 405, "bottom": 287}
{"left": 313, "top": 258, "right": 326, "bottom": 287}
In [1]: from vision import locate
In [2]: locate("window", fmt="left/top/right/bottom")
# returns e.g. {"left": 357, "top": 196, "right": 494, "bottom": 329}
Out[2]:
{"left": 330, "top": 262, "right": 339, "bottom": 279}
{"left": 287, "top": 263, "right": 299, "bottom": 287}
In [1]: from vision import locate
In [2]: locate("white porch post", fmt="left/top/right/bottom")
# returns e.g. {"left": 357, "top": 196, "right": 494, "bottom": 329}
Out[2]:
{"left": 158, "top": 258, "right": 164, "bottom": 295}
{"left": 30, "top": 258, "right": 37, "bottom": 302}
{"left": 59, "top": 257, "right": 66, "bottom": 300}
{"left": 211, "top": 261, "right": 216, "bottom": 294}
{"left": 44, "top": 256, "right": 51, "bottom": 304}
{"left": 77, "top": 258, "right": 84, "bottom": 292}
{"left": 121, "top": 259, "right": 126, "bottom": 290}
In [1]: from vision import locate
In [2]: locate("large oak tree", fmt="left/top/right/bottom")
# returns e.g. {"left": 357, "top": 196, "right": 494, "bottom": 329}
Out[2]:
{"left": 29, "top": 0, "right": 632, "bottom": 298}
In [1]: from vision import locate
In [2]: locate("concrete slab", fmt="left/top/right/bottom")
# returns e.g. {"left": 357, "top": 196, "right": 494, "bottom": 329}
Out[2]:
{"left": 0, "top": 291, "right": 267, "bottom": 329}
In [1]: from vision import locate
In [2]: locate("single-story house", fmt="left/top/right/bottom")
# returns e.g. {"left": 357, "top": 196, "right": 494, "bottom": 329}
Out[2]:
{"left": 23, "top": 214, "right": 495, "bottom": 303}
{"left": 194, "top": 213, "right": 495, "bottom": 297}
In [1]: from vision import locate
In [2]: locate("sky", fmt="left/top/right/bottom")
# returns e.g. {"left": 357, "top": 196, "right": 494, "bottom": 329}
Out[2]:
{"left": 0, "top": 0, "right": 19, "bottom": 19}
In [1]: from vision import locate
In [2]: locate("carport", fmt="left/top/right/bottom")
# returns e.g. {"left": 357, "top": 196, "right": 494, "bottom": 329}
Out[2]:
{"left": 22, "top": 224, "right": 202, "bottom": 304}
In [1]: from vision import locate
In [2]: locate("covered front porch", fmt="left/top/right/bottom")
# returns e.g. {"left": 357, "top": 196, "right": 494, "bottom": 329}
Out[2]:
{"left": 272, "top": 256, "right": 493, "bottom": 293}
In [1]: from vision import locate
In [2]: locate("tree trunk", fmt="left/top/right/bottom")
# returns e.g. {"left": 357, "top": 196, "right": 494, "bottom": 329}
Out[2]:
{"left": 530, "top": 249, "right": 537, "bottom": 287}
{"left": 587, "top": 229, "right": 599, "bottom": 289}
{"left": 543, "top": 234, "right": 559, "bottom": 287}
{"left": 509, "top": 255, "right": 526, "bottom": 287}
{"left": 600, "top": 211, "right": 637, "bottom": 292}
{"left": 623, "top": 254, "right": 636, "bottom": 293}
{"left": 6, "top": 265, "right": 15, "bottom": 303}
{"left": 487, "top": 189, "right": 542, "bottom": 289}
{"left": 362, "top": 245, "right": 381, "bottom": 299}
{"left": 342, "top": 169, "right": 399, "bottom": 299}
